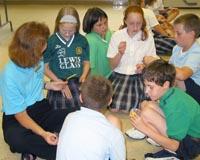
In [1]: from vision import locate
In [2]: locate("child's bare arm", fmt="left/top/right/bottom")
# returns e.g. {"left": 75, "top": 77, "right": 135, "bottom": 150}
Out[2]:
{"left": 44, "top": 63, "right": 60, "bottom": 81}
{"left": 130, "top": 108, "right": 179, "bottom": 152}
{"left": 80, "top": 61, "right": 90, "bottom": 83}
{"left": 175, "top": 66, "right": 193, "bottom": 81}
{"left": 109, "top": 41, "right": 126, "bottom": 70}
{"left": 130, "top": 100, "right": 179, "bottom": 151}
{"left": 143, "top": 125, "right": 180, "bottom": 151}
{"left": 44, "top": 63, "right": 72, "bottom": 99}
{"left": 143, "top": 56, "right": 159, "bottom": 66}
{"left": 15, "top": 110, "right": 58, "bottom": 145}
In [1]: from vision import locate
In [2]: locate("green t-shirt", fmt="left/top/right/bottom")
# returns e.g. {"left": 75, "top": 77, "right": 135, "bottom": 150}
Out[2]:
{"left": 85, "top": 30, "right": 112, "bottom": 78}
{"left": 159, "top": 87, "right": 200, "bottom": 141}
{"left": 43, "top": 32, "right": 89, "bottom": 79}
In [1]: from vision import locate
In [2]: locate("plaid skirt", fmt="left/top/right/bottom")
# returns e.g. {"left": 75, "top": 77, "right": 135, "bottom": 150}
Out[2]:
{"left": 108, "top": 72, "right": 146, "bottom": 112}
{"left": 153, "top": 31, "right": 176, "bottom": 55}
{"left": 47, "top": 78, "right": 81, "bottom": 110}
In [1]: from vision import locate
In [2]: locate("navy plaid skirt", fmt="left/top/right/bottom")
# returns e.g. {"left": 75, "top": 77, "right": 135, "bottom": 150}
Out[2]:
{"left": 108, "top": 72, "right": 146, "bottom": 112}
{"left": 153, "top": 30, "right": 176, "bottom": 55}
{"left": 47, "top": 78, "right": 81, "bottom": 110}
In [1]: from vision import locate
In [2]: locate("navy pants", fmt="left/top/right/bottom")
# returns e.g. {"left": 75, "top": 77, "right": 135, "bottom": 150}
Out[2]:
{"left": 176, "top": 135, "right": 200, "bottom": 159}
{"left": 47, "top": 78, "right": 81, "bottom": 110}
{"left": 2, "top": 99, "right": 77, "bottom": 160}
{"left": 185, "top": 78, "right": 200, "bottom": 104}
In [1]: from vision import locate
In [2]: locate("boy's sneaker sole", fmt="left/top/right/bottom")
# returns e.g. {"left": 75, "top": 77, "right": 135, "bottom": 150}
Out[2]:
{"left": 146, "top": 137, "right": 161, "bottom": 147}
{"left": 125, "top": 128, "right": 146, "bottom": 140}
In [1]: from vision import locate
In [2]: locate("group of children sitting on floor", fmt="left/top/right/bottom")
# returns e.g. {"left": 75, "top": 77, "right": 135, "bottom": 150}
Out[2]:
{"left": 0, "top": 0, "right": 200, "bottom": 159}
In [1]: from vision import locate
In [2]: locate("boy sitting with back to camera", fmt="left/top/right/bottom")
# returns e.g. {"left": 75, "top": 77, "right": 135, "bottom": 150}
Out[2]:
{"left": 56, "top": 76, "right": 126, "bottom": 160}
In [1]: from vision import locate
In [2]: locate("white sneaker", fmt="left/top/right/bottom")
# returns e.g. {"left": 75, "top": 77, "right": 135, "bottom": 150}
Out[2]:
{"left": 125, "top": 128, "right": 146, "bottom": 139}
{"left": 146, "top": 137, "right": 161, "bottom": 147}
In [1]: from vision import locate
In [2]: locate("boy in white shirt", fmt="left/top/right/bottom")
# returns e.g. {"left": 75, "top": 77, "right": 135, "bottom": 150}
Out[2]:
{"left": 56, "top": 76, "right": 126, "bottom": 160}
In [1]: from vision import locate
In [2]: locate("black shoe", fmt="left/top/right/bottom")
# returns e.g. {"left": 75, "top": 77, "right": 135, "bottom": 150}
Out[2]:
{"left": 21, "top": 153, "right": 36, "bottom": 160}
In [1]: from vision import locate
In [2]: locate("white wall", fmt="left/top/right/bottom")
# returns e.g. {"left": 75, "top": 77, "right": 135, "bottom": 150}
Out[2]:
{"left": 164, "top": 0, "right": 200, "bottom": 8}
{"left": 0, "top": 4, "right": 125, "bottom": 34}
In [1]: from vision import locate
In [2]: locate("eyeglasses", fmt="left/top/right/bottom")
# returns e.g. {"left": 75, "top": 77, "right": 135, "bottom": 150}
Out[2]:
{"left": 59, "top": 24, "right": 76, "bottom": 35}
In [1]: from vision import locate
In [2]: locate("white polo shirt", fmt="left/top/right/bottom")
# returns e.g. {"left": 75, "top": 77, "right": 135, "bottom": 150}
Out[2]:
{"left": 107, "top": 28, "right": 156, "bottom": 75}
{"left": 56, "top": 107, "right": 126, "bottom": 160}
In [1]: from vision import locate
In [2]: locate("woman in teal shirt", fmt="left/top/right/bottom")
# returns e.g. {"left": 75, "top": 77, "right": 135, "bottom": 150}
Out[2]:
{"left": 1, "top": 22, "right": 76, "bottom": 160}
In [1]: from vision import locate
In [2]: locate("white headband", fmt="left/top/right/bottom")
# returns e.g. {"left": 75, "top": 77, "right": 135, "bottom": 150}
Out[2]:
{"left": 60, "top": 15, "right": 77, "bottom": 24}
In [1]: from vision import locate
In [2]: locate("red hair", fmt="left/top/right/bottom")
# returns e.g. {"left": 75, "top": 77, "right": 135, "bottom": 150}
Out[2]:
{"left": 122, "top": 5, "right": 148, "bottom": 40}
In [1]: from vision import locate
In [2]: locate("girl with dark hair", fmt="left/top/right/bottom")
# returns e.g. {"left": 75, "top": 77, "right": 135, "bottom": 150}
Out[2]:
{"left": 83, "top": 7, "right": 112, "bottom": 78}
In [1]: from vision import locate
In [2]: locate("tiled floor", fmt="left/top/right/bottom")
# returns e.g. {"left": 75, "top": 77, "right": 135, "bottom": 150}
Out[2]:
{"left": 0, "top": 4, "right": 200, "bottom": 160}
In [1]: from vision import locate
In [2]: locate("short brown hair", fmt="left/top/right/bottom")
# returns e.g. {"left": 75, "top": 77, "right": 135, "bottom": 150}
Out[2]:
{"left": 174, "top": 13, "right": 200, "bottom": 38}
{"left": 54, "top": 6, "right": 80, "bottom": 33}
{"left": 143, "top": 59, "right": 176, "bottom": 87}
{"left": 122, "top": 5, "right": 148, "bottom": 40}
{"left": 81, "top": 76, "right": 113, "bottom": 109}
{"left": 9, "top": 21, "right": 50, "bottom": 68}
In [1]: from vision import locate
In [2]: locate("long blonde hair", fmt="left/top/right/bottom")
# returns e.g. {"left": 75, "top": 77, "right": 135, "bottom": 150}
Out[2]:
{"left": 54, "top": 6, "right": 80, "bottom": 33}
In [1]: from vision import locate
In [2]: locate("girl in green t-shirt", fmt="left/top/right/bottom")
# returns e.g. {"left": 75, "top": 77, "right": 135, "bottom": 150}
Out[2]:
{"left": 83, "top": 7, "right": 112, "bottom": 78}
{"left": 44, "top": 7, "right": 90, "bottom": 110}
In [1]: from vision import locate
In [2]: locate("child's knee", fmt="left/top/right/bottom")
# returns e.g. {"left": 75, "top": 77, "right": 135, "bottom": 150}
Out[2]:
{"left": 106, "top": 114, "right": 122, "bottom": 130}
{"left": 140, "top": 105, "right": 156, "bottom": 120}
{"left": 140, "top": 100, "right": 157, "bottom": 110}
